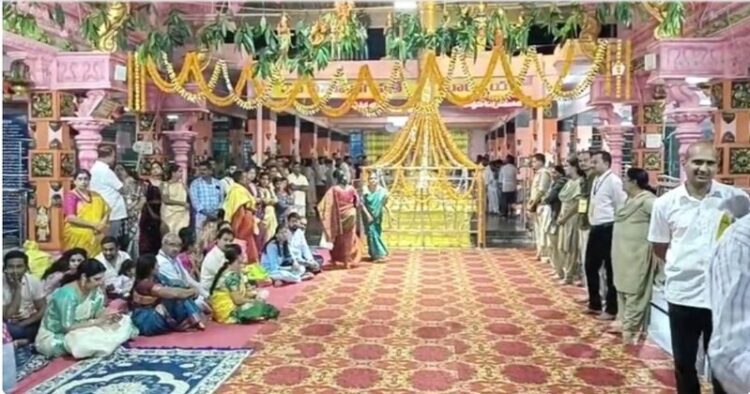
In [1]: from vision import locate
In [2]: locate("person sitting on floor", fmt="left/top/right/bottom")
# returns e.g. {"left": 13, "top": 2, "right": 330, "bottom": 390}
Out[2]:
{"left": 3, "top": 250, "right": 46, "bottom": 346}
{"left": 94, "top": 236, "right": 132, "bottom": 289}
{"left": 287, "top": 212, "right": 322, "bottom": 273}
{"left": 110, "top": 259, "right": 136, "bottom": 299}
{"left": 35, "top": 259, "right": 137, "bottom": 359}
{"left": 156, "top": 233, "right": 210, "bottom": 311}
{"left": 209, "top": 244, "right": 280, "bottom": 324}
{"left": 42, "top": 248, "right": 87, "bottom": 298}
{"left": 261, "top": 226, "right": 313, "bottom": 286}
{"left": 201, "top": 228, "right": 238, "bottom": 293}
{"left": 130, "top": 254, "right": 205, "bottom": 336}
{"left": 177, "top": 227, "right": 202, "bottom": 280}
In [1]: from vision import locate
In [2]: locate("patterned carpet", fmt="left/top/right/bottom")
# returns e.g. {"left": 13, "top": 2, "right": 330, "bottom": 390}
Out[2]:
{"left": 217, "top": 249, "right": 677, "bottom": 393}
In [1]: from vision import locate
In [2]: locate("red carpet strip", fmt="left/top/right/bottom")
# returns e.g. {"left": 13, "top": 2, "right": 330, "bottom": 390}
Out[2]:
{"left": 216, "top": 249, "right": 677, "bottom": 393}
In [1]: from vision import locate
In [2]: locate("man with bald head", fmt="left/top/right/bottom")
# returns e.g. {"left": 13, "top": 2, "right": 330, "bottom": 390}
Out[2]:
{"left": 156, "top": 233, "right": 210, "bottom": 310}
{"left": 648, "top": 141, "right": 749, "bottom": 394}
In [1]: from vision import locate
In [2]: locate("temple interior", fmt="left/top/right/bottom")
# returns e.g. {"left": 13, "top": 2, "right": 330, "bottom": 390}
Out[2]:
{"left": 3, "top": 1, "right": 750, "bottom": 393}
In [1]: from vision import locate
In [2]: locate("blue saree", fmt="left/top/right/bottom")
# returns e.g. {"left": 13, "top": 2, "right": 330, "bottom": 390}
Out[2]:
{"left": 363, "top": 186, "right": 389, "bottom": 261}
{"left": 130, "top": 274, "right": 202, "bottom": 336}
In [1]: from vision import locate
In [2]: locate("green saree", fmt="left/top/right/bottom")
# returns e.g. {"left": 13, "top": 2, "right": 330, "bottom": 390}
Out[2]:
{"left": 363, "top": 186, "right": 389, "bottom": 261}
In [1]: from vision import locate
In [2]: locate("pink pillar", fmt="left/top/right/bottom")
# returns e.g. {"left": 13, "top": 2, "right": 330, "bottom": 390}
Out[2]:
{"left": 67, "top": 118, "right": 112, "bottom": 170}
{"left": 595, "top": 104, "right": 625, "bottom": 176}
{"left": 600, "top": 125, "right": 626, "bottom": 176}
{"left": 664, "top": 79, "right": 715, "bottom": 179}
{"left": 163, "top": 131, "right": 197, "bottom": 182}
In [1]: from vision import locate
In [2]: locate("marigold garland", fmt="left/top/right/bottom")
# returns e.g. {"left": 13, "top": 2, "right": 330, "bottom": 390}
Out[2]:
{"left": 134, "top": 39, "right": 624, "bottom": 115}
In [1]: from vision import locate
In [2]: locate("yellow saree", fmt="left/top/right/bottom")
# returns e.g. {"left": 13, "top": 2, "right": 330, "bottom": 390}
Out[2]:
{"left": 63, "top": 191, "right": 109, "bottom": 257}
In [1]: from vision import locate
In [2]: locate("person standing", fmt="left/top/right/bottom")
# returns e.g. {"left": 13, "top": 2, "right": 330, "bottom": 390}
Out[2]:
{"left": 287, "top": 162, "right": 310, "bottom": 217}
{"left": 556, "top": 158, "right": 584, "bottom": 285}
{"left": 611, "top": 168, "right": 657, "bottom": 343}
{"left": 484, "top": 159, "right": 500, "bottom": 215}
{"left": 528, "top": 154, "right": 552, "bottom": 261}
{"left": 89, "top": 145, "right": 128, "bottom": 250}
{"left": 648, "top": 141, "right": 747, "bottom": 394}
{"left": 189, "top": 160, "right": 224, "bottom": 231}
{"left": 576, "top": 150, "right": 594, "bottom": 290}
{"left": 584, "top": 151, "right": 625, "bottom": 320}
{"left": 161, "top": 164, "right": 190, "bottom": 234}
{"left": 708, "top": 213, "right": 750, "bottom": 394}
{"left": 499, "top": 155, "right": 518, "bottom": 218}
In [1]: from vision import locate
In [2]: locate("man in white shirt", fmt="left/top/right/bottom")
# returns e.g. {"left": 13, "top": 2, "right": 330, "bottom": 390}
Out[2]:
{"left": 708, "top": 213, "right": 750, "bottom": 394}
{"left": 94, "top": 236, "right": 132, "bottom": 288}
{"left": 89, "top": 145, "right": 128, "bottom": 250}
{"left": 157, "top": 233, "right": 210, "bottom": 311}
{"left": 648, "top": 141, "right": 746, "bottom": 394}
{"left": 499, "top": 155, "right": 519, "bottom": 218}
{"left": 287, "top": 162, "right": 310, "bottom": 216}
{"left": 199, "top": 228, "right": 235, "bottom": 293}
{"left": 3, "top": 250, "right": 46, "bottom": 344}
{"left": 584, "top": 151, "right": 626, "bottom": 320}
{"left": 287, "top": 212, "right": 321, "bottom": 273}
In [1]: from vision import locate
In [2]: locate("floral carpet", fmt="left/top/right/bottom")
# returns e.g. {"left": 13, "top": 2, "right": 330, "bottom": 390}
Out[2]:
{"left": 28, "top": 347, "right": 249, "bottom": 394}
{"left": 217, "top": 249, "right": 676, "bottom": 393}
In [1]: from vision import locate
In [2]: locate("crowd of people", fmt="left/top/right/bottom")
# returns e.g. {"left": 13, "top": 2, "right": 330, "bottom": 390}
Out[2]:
{"left": 524, "top": 142, "right": 750, "bottom": 394}
{"left": 2, "top": 145, "right": 392, "bottom": 390}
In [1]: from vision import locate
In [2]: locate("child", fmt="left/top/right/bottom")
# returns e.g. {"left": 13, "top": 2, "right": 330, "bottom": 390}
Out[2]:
{"left": 110, "top": 259, "right": 135, "bottom": 299}
{"left": 178, "top": 228, "right": 202, "bottom": 280}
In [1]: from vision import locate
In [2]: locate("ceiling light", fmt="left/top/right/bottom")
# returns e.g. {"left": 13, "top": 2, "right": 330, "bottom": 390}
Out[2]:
{"left": 387, "top": 116, "right": 408, "bottom": 127}
{"left": 393, "top": 1, "right": 417, "bottom": 11}
{"left": 166, "top": 114, "right": 179, "bottom": 120}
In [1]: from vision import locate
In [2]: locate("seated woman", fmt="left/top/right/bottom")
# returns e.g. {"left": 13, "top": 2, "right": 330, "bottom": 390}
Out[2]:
{"left": 130, "top": 254, "right": 205, "bottom": 336}
{"left": 261, "top": 226, "right": 313, "bottom": 286}
{"left": 177, "top": 227, "right": 202, "bottom": 280}
{"left": 41, "top": 248, "right": 87, "bottom": 298}
{"left": 209, "top": 244, "right": 280, "bottom": 324}
{"left": 35, "top": 259, "right": 138, "bottom": 359}
{"left": 202, "top": 229, "right": 269, "bottom": 293}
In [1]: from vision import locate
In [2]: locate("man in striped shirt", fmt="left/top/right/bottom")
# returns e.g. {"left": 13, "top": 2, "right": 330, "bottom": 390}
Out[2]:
{"left": 708, "top": 213, "right": 750, "bottom": 394}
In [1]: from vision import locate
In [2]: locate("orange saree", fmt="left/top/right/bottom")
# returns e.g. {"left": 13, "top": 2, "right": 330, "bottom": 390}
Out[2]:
{"left": 318, "top": 185, "right": 361, "bottom": 266}
{"left": 223, "top": 183, "right": 260, "bottom": 264}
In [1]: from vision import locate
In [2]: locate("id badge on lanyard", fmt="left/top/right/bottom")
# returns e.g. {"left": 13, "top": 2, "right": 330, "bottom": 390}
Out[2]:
{"left": 578, "top": 199, "right": 588, "bottom": 214}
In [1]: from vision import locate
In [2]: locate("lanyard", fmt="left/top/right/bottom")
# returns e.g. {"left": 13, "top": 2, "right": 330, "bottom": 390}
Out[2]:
{"left": 592, "top": 172, "right": 611, "bottom": 196}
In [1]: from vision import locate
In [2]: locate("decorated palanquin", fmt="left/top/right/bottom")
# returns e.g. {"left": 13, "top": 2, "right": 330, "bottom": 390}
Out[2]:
{"left": 363, "top": 91, "right": 482, "bottom": 248}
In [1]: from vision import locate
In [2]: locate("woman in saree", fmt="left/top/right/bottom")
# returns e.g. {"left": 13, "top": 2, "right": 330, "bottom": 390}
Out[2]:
{"left": 35, "top": 259, "right": 138, "bottom": 359}
{"left": 257, "top": 172, "right": 279, "bottom": 245}
{"left": 62, "top": 170, "right": 110, "bottom": 258}
{"left": 318, "top": 169, "right": 362, "bottom": 268}
{"left": 224, "top": 170, "right": 260, "bottom": 264}
{"left": 362, "top": 173, "right": 389, "bottom": 263}
{"left": 275, "top": 177, "right": 294, "bottom": 227}
{"left": 42, "top": 248, "right": 87, "bottom": 298}
{"left": 611, "top": 168, "right": 657, "bottom": 344}
{"left": 130, "top": 254, "right": 205, "bottom": 336}
{"left": 210, "top": 244, "right": 279, "bottom": 323}
{"left": 139, "top": 162, "right": 164, "bottom": 255}
{"left": 555, "top": 158, "right": 584, "bottom": 285}
{"left": 161, "top": 164, "right": 190, "bottom": 235}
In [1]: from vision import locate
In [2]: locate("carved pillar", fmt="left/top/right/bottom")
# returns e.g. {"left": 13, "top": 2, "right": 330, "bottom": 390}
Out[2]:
{"left": 595, "top": 104, "right": 626, "bottom": 176}
{"left": 664, "top": 80, "right": 715, "bottom": 179}
{"left": 62, "top": 90, "right": 114, "bottom": 170}
{"left": 164, "top": 114, "right": 199, "bottom": 182}
{"left": 67, "top": 119, "right": 112, "bottom": 170}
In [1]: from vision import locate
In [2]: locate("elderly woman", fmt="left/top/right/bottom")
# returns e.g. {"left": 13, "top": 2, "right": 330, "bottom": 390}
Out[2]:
{"left": 611, "top": 168, "right": 657, "bottom": 344}
{"left": 35, "top": 259, "right": 137, "bottom": 358}
{"left": 63, "top": 170, "right": 110, "bottom": 257}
